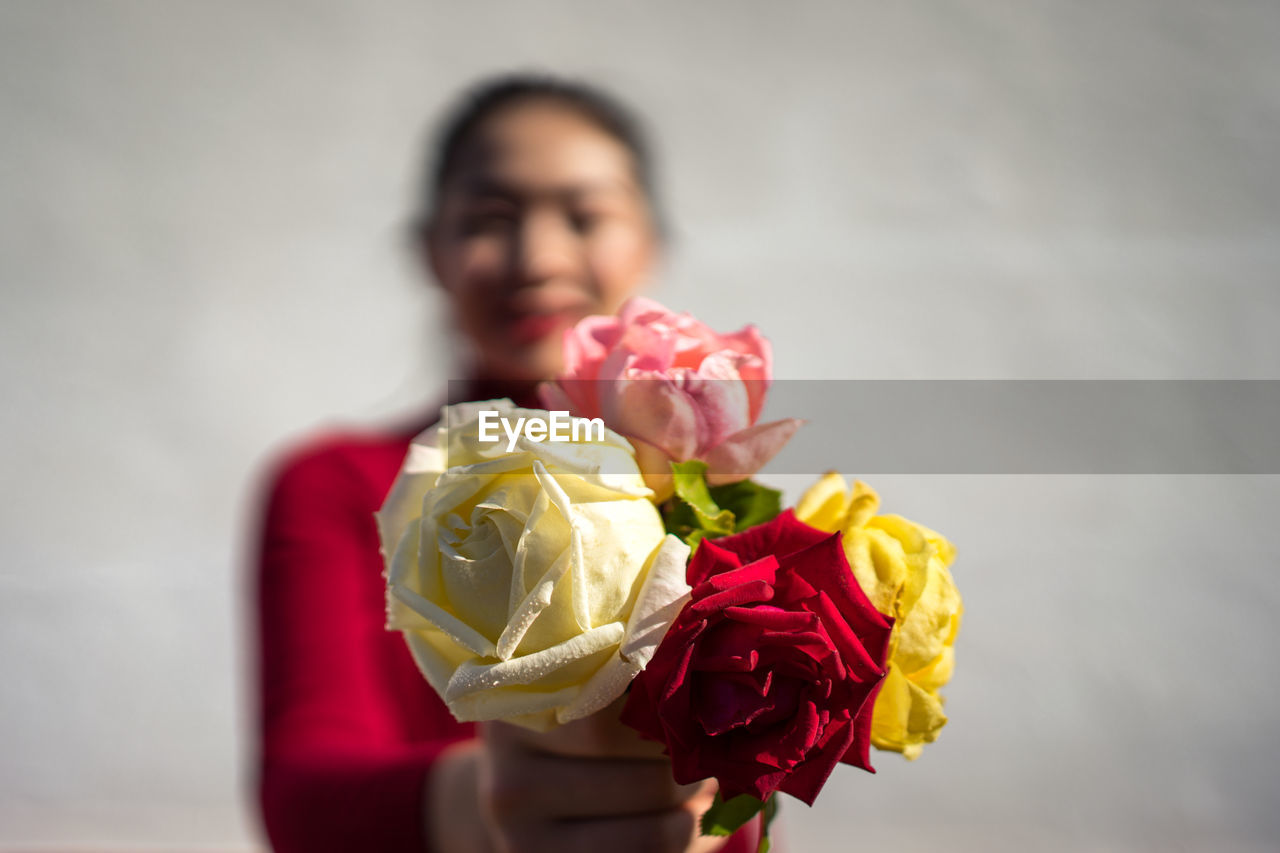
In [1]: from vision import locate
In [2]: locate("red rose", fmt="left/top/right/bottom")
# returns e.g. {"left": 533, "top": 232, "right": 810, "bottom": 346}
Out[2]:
{"left": 620, "top": 510, "right": 893, "bottom": 805}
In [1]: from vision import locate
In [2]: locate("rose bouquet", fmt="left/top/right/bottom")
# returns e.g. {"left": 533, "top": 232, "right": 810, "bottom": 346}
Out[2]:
{"left": 378, "top": 298, "right": 961, "bottom": 849}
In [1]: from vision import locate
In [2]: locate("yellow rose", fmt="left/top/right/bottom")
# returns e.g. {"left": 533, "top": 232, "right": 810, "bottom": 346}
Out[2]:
{"left": 795, "top": 473, "right": 961, "bottom": 759}
{"left": 377, "top": 399, "right": 691, "bottom": 732}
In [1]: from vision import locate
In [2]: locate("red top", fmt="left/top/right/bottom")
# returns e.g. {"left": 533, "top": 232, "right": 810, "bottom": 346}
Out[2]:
{"left": 253, "top": 422, "right": 760, "bottom": 852}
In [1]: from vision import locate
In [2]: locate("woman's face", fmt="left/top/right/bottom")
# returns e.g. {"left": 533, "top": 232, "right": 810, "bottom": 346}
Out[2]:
{"left": 426, "top": 100, "right": 659, "bottom": 382}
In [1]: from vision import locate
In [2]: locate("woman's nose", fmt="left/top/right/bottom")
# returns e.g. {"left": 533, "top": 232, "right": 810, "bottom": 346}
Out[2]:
{"left": 512, "top": 209, "right": 579, "bottom": 285}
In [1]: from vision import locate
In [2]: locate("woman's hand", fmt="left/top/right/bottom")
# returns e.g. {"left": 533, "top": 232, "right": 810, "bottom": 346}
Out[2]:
{"left": 427, "top": 699, "right": 728, "bottom": 853}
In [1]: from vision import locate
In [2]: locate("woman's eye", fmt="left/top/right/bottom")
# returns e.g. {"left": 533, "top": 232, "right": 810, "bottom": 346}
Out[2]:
{"left": 568, "top": 211, "right": 604, "bottom": 234}
{"left": 459, "top": 209, "right": 516, "bottom": 235}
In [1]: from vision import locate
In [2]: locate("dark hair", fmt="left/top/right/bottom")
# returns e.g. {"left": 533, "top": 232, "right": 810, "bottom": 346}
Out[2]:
{"left": 418, "top": 73, "right": 665, "bottom": 235}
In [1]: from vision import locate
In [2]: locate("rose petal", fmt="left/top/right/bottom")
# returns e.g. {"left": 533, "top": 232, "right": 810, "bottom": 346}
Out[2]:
{"left": 754, "top": 698, "right": 822, "bottom": 770}
{"left": 688, "top": 580, "right": 775, "bottom": 616}
{"left": 691, "top": 551, "right": 777, "bottom": 595}
{"left": 385, "top": 518, "right": 426, "bottom": 630}
{"left": 793, "top": 472, "right": 852, "bottom": 534}
{"left": 402, "top": 629, "right": 474, "bottom": 699}
{"left": 495, "top": 550, "right": 568, "bottom": 661}
{"left": 375, "top": 439, "right": 444, "bottom": 553}
{"left": 683, "top": 356, "right": 754, "bottom": 450}
{"left": 691, "top": 619, "right": 763, "bottom": 672}
{"left": 842, "top": 674, "right": 887, "bottom": 772}
{"left": 779, "top": 718, "right": 858, "bottom": 804}
{"left": 708, "top": 510, "right": 830, "bottom": 561}
{"left": 446, "top": 621, "right": 625, "bottom": 702}
{"left": 695, "top": 672, "right": 777, "bottom": 736}
{"left": 702, "top": 418, "right": 803, "bottom": 484}
{"left": 892, "top": 560, "right": 962, "bottom": 673}
{"left": 618, "top": 658, "right": 663, "bottom": 735}
{"left": 449, "top": 684, "right": 581, "bottom": 727}
{"left": 630, "top": 437, "right": 676, "bottom": 500}
{"left": 562, "top": 314, "right": 625, "bottom": 382}
{"left": 721, "top": 605, "right": 818, "bottom": 632}
{"left": 607, "top": 374, "right": 704, "bottom": 461}
{"left": 619, "top": 535, "right": 693, "bottom": 665}
{"left": 685, "top": 538, "right": 744, "bottom": 588}
{"left": 556, "top": 650, "right": 643, "bottom": 724}
{"left": 390, "top": 584, "right": 497, "bottom": 658}
{"left": 807, "top": 590, "right": 887, "bottom": 682}
{"left": 868, "top": 665, "right": 948, "bottom": 760}
{"left": 788, "top": 533, "right": 894, "bottom": 653}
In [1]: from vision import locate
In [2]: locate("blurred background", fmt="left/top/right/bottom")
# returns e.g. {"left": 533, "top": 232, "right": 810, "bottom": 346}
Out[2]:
{"left": 2, "top": 1, "right": 1278, "bottom": 850}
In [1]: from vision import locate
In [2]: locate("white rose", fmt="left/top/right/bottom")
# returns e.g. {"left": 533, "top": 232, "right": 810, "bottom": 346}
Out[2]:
{"left": 378, "top": 399, "right": 691, "bottom": 731}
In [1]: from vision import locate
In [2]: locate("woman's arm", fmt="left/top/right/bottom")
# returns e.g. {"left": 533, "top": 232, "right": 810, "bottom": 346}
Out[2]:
{"left": 254, "top": 436, "right": 470, "bottom": 853}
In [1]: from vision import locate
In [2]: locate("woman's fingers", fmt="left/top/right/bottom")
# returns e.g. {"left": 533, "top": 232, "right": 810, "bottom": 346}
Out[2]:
{"left": 482, "top": 748, "right": 711, "bottom": 820}
{"left": 490, "top": 800, "right": 724, "bottom": 853}
{"left": 485, "top": 700, "right": 669, "bottom": 760}
{"left": 529, "top": 810, "right": 694, "bottom": 853}
{"left": 478, "top": 703, "right": 728, "bottom": 853}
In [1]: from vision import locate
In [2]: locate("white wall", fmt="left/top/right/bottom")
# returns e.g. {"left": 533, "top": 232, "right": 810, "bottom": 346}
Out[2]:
{"left": 2, "top": 1, "right": 1277, "bottom": 850}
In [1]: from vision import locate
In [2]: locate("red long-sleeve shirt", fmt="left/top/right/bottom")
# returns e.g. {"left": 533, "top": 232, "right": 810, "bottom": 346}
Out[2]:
{"left": 253, "top": 422, "right": 759, "bottom": 852}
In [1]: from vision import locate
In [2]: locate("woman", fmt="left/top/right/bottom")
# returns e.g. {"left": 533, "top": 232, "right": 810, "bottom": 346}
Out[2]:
{"left": 254, "top": 75, "right": 759, "bottom": 853}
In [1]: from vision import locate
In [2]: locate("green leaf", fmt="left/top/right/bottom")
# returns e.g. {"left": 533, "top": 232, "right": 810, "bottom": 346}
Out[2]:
{"left": 662, "top": 461, "right": 735, "bottom": 547}
{"left": 699, "top": 792, "right": 766, "bottom": 837}
{"left": 671, "top": 461, "right": 735, "bottom": 534}
{"left": 708, "top": 479, "right": 783, "bottom": 532}
{"left": 757, "top": 793, "right": 779, "bottom": 853}
{"left": 661, "top": 496, "right": 698, "bottom": 544}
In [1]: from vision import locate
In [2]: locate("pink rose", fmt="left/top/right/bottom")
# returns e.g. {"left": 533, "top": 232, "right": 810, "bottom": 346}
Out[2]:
{"left": 540, "top": 298, "right": 801, "bottom": 492}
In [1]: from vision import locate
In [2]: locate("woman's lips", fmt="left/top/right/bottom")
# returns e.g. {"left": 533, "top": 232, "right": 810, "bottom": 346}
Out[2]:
{"left": 505, "top": 309, "right": 584, "bottom": 345}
